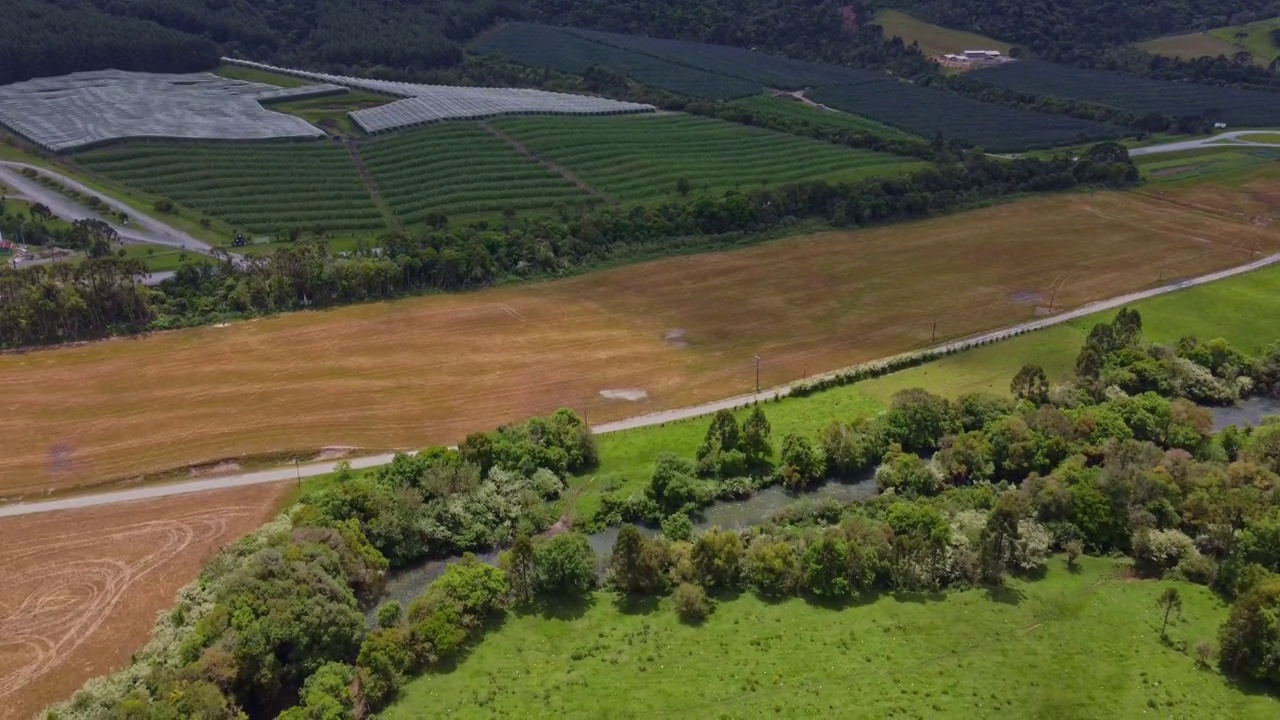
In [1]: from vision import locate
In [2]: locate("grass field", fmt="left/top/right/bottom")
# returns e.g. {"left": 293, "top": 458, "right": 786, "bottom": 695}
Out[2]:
{"left": 75, "top": 141, "right": 384, "bottom": 235}
{"left": 212, "top": 64, "right": 311, "bottom": 88}
{"left": 1140, "top": 18, "right": 1280, "bottom": 66}
{"left": 875, "top": 9, "right": 1012, "bottom": 56}
{"left": 387, "top": 556, "right": 1278, "bottom": 718}
{"left": 267, "top": 91, "right": 393, "bottom": 136}
{"left": 491, "top": 115, "right": 919, "bottom": 203}
{"left": 360, "top": 123, "right": 593, "bottom": 225}
{"left": 2, "top": 166, "right": 1277, "bottom": 498}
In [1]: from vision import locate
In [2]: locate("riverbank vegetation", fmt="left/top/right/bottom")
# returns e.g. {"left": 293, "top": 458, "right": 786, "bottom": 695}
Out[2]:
{"left": 49, "top": 308, "right": 1280, "bottom": 717}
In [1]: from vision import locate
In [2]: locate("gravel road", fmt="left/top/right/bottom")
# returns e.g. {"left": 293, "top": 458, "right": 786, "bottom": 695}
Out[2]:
{"left": 0, "top": 161, "right": 214, "bottom": 253}
{"left": 4, "top": 250, "right": 1278, "bottom": 518}
{"left": 1128, "top": 131, "right": 1280, "bottom": 157}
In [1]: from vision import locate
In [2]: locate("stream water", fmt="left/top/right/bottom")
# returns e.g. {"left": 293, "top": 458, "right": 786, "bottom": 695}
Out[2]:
{"left": 372, "top": 475, "right": 876, "bottom": 616}
{"left": 1211, "top": 395, "right": 1280, "bottom": 432}
{"left": 370, "top": 397, "right": 1280, "bottom": 618}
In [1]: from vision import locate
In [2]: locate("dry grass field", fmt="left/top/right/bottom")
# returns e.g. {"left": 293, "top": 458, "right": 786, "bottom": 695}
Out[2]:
{"left": 2, "top": 177, "right": 1278, "bottom": 499}
{"left": 0, "top": 483, "right": 290, "bottom": 720}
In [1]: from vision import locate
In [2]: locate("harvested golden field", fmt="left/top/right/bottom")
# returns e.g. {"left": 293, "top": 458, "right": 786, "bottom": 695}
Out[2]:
{"left": 2, "top": 181, "right": 1278, "bottom": 498}
{"left": 0, "top": 483, "right": 290, "bottom": 720}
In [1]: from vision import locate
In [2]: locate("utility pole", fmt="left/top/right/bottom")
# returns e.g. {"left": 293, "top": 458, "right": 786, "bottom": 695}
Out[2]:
{"left": 931, "top": 317, "right": 937, "bottom": 343}
{"left": 754, "top": 355, "right": 761, "bottom": 393}
{"left": 295, "top": 459, "right": 301, "bottom": 490}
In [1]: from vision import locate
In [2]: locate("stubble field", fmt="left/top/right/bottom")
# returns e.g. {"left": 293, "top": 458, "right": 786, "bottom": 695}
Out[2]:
{"left": 0, "top": 483, "right": 290, "bottom": 720}
{"left": 1, "top": 174, "right": 1278, "bottom": 499}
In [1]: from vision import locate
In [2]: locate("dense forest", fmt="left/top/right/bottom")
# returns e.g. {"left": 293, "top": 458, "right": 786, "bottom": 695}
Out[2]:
{"left": 0, "top": 145, "right": 1137, "bottom": 349}
{"left": 51, "top": 309, "right": 1280, "bottom": 717}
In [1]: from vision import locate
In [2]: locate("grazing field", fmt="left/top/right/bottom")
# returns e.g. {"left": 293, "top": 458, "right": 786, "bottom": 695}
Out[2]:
{"left": 805, "top": 81, "right": 1126, "bottom": 152}
{"left": 2, "top": 172, "right": 1277, "bottom": 497}
{"left": 267, "top": 90, "right": 394, "bottom": 136}
{"left": 974, "top": 60, "right": 1280, "bottom": 126}
{"left": 360, "top": 123, "right": 592, "bottom": 224}
{"left": 0, "top": 483, "right": 289, "bottom": 720}
{"left": 1137, "top": 31, "right": 1249, "bottom": 62}
{"left": 1140, "top": 18, "right": 1280, "bottom": 66}
{"left": 875, "top": 9, "right": 1013, "bottom": 55}
{"left": 491, "top": 114, "right": 920, "bottom": 202}
{"left": 387, "top": 557, "right": 1278, "bottom": 718}
{"left": 75, "top": 141, "right": 384, "bottom": 234}
{"left": 725, "top": 94, "right": 920, "bottom": 139}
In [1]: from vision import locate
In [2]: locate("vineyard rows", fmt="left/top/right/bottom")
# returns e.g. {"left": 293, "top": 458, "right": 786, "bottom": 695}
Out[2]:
{"left": 77, "top": 141, "right": 383, "bottom": 234}
{"left": 472, "top": 23, "right": 1131, "bottom": 152}
{"left": 471, "top": 24, "right": 762, "bottom": 100}
{"left": 491, "top": 115, "right": 919, "bottom": 203}
{"left": 360, "top": 123, "right": 591, "bottom": 223}
{"left": 724, "top": 95, "right": 918, "bottom": 138}
{"left": 806, "top": 82, "right": 1127, "bottom": 152}
{"left": 975, "top": 61, "right": 1280, "bottom": 126}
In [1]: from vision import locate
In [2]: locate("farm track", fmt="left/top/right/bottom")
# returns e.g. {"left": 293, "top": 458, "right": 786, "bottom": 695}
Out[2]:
{"left": 480, "top": 121, "right": 616, "bottom": 203}
{"left": 347, "top": 140, "right": 400, "bottom": 231}
{"left": 4, "top": 248, "right": 1278, "bottom": 519}
{"left": 1127, "top": 130, "right": 1280, "bottom": 156}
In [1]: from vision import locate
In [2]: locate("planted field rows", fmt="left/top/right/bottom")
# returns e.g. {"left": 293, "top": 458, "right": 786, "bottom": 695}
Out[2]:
{"left": 806, "top": 81, "right": 1126, "bottom": 152}
{"left": 491, "top": 114, "right": 918, "bottom": 203}
{"left": 974, "top": 61, "right": 1280, "bottom": 126}
{"left": 76, "top": 141, "right": 384, "bottom": 234}
{"left": 473, "top": 23, "right": 1130, "bottom": 151}
{"left": 725, "top": 95, "right": 918, "bottom": 139}
{"left": 360, "top": 123, "right": 592, "bottom": 224}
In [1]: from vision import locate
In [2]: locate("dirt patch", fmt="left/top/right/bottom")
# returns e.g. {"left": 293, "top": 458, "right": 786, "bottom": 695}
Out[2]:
{"left": 189, "top": 460, "right": 241, "bottom": 477}
{"left": 3, "top": 178, "right": 1280, "bottom": 497}
{"left": 312, "top": 447, "right": 356, "bottom": 462}
{"left": 599, "top": 389, "right": 649, "bottom": 401}
{"left": 1009, "top": 290, "right": 1043, "bottom": 304}
{"left": 0, "top": 482, "right": 289, "bottom": 720}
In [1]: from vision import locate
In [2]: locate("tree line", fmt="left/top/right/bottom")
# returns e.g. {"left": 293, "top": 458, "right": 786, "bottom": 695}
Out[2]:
{"left": 0, "top": 145, "right": 1138, "bottom": 350}
{"left": 51, "top": 310, "right": 1280, "bottom": 717}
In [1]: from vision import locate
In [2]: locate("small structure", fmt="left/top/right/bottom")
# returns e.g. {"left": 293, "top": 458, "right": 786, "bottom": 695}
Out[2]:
{"left": 934, "top": 49, "right": 1012, "bottom": 70}
{"left": 963, "top": 50, "right": 1003, "bottom": 59}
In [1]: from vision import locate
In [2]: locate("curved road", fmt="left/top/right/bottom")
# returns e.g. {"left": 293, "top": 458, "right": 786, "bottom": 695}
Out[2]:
{"left": 4, "top": 250, "right": 1279, "bottom": 518}
{"left": 0, "top": 161, "right": 214, "bottom": 253}
{"left": 1128, "top": 130, "right": 1280, "bottom": 157}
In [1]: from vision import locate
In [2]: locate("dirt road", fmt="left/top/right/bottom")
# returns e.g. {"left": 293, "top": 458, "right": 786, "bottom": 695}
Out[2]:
{"left": 3, "top": 250, "right": 1277, "bottom": 518}
{"left": 0, "top": 161, "right": 213, "bottom": 254}
{"left": 1128, "top": 131, "right": 1280, "bottom": 156}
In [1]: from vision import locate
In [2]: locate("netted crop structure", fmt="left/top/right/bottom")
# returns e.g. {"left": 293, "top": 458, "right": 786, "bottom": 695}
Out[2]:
{"left": 223, "top": 59, "right": 656, "bottom": 134}
{"left": 0, "top": 70, "right": 343, "bottom": 152}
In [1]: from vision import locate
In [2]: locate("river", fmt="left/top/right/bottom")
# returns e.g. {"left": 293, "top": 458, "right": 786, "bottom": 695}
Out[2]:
{"left": 1211, "top": 395, "right": 1280, "bottom": 432}
{"left": 372, "top": 475, "right": 876, "bottom": 615}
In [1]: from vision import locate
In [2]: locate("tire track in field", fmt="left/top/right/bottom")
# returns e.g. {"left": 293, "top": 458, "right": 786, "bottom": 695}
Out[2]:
{"left": 479, "top": 121, "right": 617, "bottom": 204}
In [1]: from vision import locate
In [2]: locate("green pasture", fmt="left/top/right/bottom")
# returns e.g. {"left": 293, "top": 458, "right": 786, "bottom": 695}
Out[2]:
{"left": 875, "top": 9, "right": 1013, "bottom": 56}
{"left": 1207, "top": 17, "right": 1280, "bottom": 64}
{"left": 75, "top": 141, "right": 384, "bottom": 235}
{"left": 388, "top": 556, "right": 1278, "bottom": 718}
{"left": 213, "top": 64, "right": 311, "bottom": 88}
{"left": 268, "top": 91, "right": 393, "bottom": 136}
{"left": 492, "top": 114, "right": 918, "bottom": 204}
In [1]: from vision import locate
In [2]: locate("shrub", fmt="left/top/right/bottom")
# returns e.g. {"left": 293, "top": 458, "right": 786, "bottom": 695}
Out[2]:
{"left": 534, "top": 533, "right": 598, "bottom": 596}
{"left": 375, "top": 601, "right": 403, "bottom": 629}
{"left": 1218, "top": 579, "right": 1280, "bottom": 686}
{"left": 744, "top": 537, "right": 800, "bottom": 597}
{"left": 1065, "top": 539, "right": 1084, "bottom": 569}
{"left": 661, "top": 513, "right": 695, "bottom": 542}
{"left": 691, "top": 527, "right": 743, "bottom": 588}
{"left": 803, "top": 535, "right": 851, "bottom": 598}
{"left": 1132, "top": 528, "right": 1196, "bottom": 575}
{"left": 1178, "top": 553, "right": 1218, "bottom": 586}
{"left": 876, "top": 446, "right": 943, "bottom": 497}
{"left": 778, "top": 433, "right": 825, "bottom": 491}
{"left": 649, "top": 453, "right": 703, "bottom": 514}
{"left": 671, "top": 582, "right": 711, "bottom": 623}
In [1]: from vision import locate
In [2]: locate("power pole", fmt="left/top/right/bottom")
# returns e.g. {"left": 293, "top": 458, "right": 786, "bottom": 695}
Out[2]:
{"left": 753, "top": 356, "right": 761, "bottom": 393}
{"left": 295, "top": 459, "right": 301, "bottom": 489}
{"left": 931, "top": 317, "right": 937, "bottom": 343}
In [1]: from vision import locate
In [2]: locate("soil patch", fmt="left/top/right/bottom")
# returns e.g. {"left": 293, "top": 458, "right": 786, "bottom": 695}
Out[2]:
{"left": 0, "top": 482, "right": 289, "bottom": 719}
{"left": 599, "top": 389, "right": 649, "bottom": 401}
{"left": 1009, "top": 290, "right": 1043, "bottom": 304}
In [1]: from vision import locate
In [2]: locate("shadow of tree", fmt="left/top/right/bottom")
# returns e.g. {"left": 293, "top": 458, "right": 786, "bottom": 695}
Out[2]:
{"left": 984, "top": 582, "right": 1026, "bottom": 605}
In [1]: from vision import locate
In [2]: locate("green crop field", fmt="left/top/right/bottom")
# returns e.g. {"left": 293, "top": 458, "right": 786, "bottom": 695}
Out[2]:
{"left": 491, "top": 114, "right": 919, "bottom": 203}
{"left": 75, "top": 141, "right": 384, "bottom": 235}
{"left": 359, "top": 123, "right": 594, "bottom": 226}
{"left": 973, "top": 60, "right": 1280, "bottom": 127}
{"left": 387, "top": 557, "right": 1278, "bottom": 718}
{"left": 876, "top": 9, "right": 1012, "bottom": 56}
{"left": 725, "top": 95, "right": 919, "bottom": 139}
